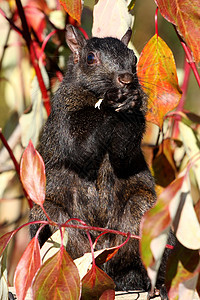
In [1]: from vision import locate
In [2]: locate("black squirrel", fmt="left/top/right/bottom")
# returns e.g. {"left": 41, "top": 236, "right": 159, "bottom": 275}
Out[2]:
{"left": 30, "top": 25, "right": 171, "bottom": 299}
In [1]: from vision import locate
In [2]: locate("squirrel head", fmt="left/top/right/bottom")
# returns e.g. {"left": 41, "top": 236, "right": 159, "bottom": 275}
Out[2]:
{"left": 65, "top": 25, "right": 145, "bottom": 112}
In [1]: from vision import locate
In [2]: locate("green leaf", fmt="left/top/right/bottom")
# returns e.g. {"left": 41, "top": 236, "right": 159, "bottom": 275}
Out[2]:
{"left": 128, "top": 0, "right": 136, "bottom": 10}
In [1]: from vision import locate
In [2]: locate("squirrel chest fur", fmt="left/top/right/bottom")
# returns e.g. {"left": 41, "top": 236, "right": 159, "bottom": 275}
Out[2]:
{"left": 30, "top": 25, "right": 170, "bottom": 298}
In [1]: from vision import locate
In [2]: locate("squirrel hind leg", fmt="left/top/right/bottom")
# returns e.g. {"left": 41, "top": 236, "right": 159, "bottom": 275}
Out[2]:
{"left": 147, "top": 285, "right": 169, "bottom": 300}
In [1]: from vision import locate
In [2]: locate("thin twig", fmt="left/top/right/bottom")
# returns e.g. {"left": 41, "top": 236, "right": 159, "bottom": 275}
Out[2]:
{"left": 173, "top": 25, "right": 200, "bottom": 87}
{"left": 0, "top": 129, "right": 33, "bottom": 208}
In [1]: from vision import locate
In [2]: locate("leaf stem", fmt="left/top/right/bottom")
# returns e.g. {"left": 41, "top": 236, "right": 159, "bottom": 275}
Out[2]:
{"left": 63, "top": 218, "right": 96, "bottom": 267}
{"left": 41, "top": 204, "right": 55, "bottom": 224}
{"left": 155, "top": 7, "right": 159, "bottom": 36}
{"left": 78, "top": 26, "right": 89, "bottom": 39}
{"left": 59, "top": 225, "right": 64, "bottom": 248}
{"left": 39, "top": 29, "right": 57, "bottom": 64}
{"left": 0, "top": 129, "right": 20, "bottom": 175}
{"left": 35, "top": 224, "right": 46, "bottom": 240}
{"left": 115, "top": 232, "right": 131, "bottom": 250}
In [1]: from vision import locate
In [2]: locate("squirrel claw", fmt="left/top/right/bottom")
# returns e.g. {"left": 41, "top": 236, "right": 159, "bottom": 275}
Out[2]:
{"left": 115, "top": 99, "right": 135, "bottom": 112}
{"left": 147, "top": 285, "right": 169, "bottom": 300}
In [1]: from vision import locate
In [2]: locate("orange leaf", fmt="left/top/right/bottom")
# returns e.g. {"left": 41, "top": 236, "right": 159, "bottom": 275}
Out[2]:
{"left": 137, "top": 34, "right": 182, "bottom": 128}
{"left": 14, "top": 237, "right": 41, "bottom": 300}
{"left": 58, "top": 0, "right": 82, "bottom": 24}
{"left": 81, "top": 265, "right": 115, "bottom": 300}
{"left": 32, "top": 245, "right": 80, "bottom": 299}
{"left": 155, "top": 0, "right": 200, "bottom": 63}
{"left": 20, "top": 140, "right": 46, "bottom": 206}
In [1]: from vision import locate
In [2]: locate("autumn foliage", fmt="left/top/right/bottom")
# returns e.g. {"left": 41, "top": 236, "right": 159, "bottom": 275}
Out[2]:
{"left": 0, "top": 0, "right": 200, "bottom": 299}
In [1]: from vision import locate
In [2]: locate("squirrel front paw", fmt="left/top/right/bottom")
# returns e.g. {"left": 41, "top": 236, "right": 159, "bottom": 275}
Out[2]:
{"left": 103, "top": 88, "right": 141, "bottom": 113}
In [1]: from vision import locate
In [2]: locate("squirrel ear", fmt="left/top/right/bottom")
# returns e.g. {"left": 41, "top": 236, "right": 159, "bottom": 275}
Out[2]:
{"left": 121, "top": 28, "right": 132, "bottom": 46}
{"left": 66, "top": 25, "right": 86, "bottom": 63}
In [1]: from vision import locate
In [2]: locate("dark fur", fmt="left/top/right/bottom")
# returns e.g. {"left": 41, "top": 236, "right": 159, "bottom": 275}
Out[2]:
{"left": 30, "top": 25, "right": 171, "bottom": 298}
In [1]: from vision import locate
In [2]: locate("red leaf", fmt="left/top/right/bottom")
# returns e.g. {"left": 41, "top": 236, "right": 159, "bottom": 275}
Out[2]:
{"left": 99, "top": 289, "right": 115, "bottom": 300}
{"left": 137, "top": 34, "right": 182, "bottom": 128}
{"left": 32, "top": 245, "right": 81, "bottom": 299}
{"left": 20, "top": 140, "right": 46, "bottom": 206}
{"left": 0, "top": 231, "right": 15, "bottom": 257}
{"left": 24, "top": 1, "right": 49, "bottom": 42}
{"left": 95, "top": 247, "right": 119, "bottom": 266}
{"left": 81, "top": 265, "right": 115, "bottom": 300}
{"left": 14, "top": 0, "right": 50, "bottom": 42}
{"left": 14, "top": 237, "right": 41, "bottom": 300}
{"left": 155, "top": 0, "right": 200, "bottom": 63}
{"left": 58, "top": 0, "right": 82, "bottom": 24}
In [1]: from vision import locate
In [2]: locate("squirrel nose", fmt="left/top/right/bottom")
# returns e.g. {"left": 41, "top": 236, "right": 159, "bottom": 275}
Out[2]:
{"left": 117, "top": 73, "right": 133, "bottom": 86}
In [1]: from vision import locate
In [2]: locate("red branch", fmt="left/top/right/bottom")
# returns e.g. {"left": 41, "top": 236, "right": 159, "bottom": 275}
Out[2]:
{"left": 15, "top": 0, "right": 51, "bottom": 115}
{"left": 0, "top": 8, "right": 23, "bottom": 36}
{"left": 0, "top": 129, "right": 20, "bottom": 175}
{"left": 29, "top": 44, "right": 51, "bottom": 115}
{"left": 24, "top": 219, "right": 174, "bottom": 249}
{"left": 0, "top": 130, "right": 33, "bottom": 208}
{"left": 174, "top": 25, "right": 200, "bottom": 88}
{"left": 64, "top": 218, "right": 96, "bottom": 266}
{"left": 176, "top": 57, "right": 191, "bottom": 111}
{"left": 180, "top": 41, "right": 200, "bottom": 87}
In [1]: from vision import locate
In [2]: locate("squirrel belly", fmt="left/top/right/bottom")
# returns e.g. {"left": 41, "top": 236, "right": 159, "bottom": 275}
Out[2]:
{"left": 29, "top": 25, "right": 172, "bottom": 299}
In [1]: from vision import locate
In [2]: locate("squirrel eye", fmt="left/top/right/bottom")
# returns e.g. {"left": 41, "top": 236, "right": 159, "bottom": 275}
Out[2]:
{"left": 87, "top": 52, "right": 96, "bottom": 65}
